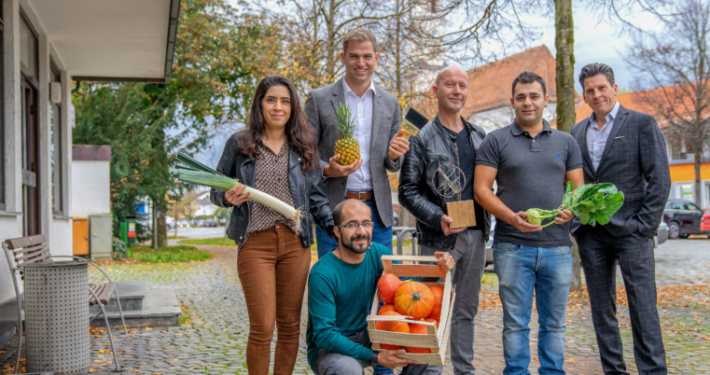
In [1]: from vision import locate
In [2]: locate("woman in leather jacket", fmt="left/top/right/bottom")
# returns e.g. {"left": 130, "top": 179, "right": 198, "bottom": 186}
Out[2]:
{"left": 210, "top": 75, "right": 334, "bottom": 375}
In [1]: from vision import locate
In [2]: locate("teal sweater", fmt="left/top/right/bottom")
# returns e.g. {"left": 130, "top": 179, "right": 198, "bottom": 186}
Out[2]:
{"left": 306, "top": 243, "right": 392, "bottom": 372}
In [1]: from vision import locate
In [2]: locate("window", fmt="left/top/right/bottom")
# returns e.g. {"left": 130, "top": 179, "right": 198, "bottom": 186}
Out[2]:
{"left": 50, "top": 64, "right": 63, "bottom": 214}
{"left": 688, "top": 202, "right": 702, "bottom": 213}
{"left": 20, "top": 16, "right": 38, "bottom": 81}
{"left": 680, "top": 184, "right": 694, "bottom": 201}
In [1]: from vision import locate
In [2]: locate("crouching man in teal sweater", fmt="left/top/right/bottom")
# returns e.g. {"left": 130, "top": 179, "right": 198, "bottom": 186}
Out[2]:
{"left": 306, "top": 199, "right": 454, "bottom": 374}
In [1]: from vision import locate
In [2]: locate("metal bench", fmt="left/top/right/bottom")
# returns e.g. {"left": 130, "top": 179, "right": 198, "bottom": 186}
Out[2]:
{"left": 3, "top": 234, "right": 126, "bottom": 373}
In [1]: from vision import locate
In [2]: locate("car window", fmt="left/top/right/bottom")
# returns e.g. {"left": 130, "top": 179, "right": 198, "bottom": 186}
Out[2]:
{"left": 670, "top": 202, "right": 683, "bottom": 210}
{"left": 665, "top": 202, "right": 674, "bottom": 210}
{"left": 688, "top": 203, "right": 702, "bottom": 212}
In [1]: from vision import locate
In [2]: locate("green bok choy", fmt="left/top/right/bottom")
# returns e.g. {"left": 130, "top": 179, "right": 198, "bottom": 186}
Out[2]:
{"left": 526, "top": 182, "right": 624, "bottom": 228}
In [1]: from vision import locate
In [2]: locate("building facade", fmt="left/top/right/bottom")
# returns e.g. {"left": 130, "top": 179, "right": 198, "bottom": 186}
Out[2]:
{"left": 0, "top": 0, "right": 180, "bottom": 349}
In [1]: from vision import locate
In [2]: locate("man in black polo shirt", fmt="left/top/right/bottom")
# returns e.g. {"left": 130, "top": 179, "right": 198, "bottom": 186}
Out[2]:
{"left": 473, "top": 71, "right": 584, "bottom": 375}
{"left": 399, "top": 65, "right": 490, "bottom": 375}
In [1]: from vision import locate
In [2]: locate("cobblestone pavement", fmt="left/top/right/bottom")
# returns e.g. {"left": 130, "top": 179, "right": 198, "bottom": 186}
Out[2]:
{"left": 2, "top": 239, "right": 709, "bottom": 374}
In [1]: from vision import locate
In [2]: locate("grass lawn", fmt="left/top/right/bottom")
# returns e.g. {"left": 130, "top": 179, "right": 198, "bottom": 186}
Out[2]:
{"left": 129, "top": 244, "right": 214, "bottom": 262}
{"left": 178, "top": 237, "right": 236, "bottom": 246}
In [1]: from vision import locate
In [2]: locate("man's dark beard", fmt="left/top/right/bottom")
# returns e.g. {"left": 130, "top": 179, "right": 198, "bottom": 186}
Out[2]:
{"left": 341, "top": 234, "right": 371, "bottom": 254}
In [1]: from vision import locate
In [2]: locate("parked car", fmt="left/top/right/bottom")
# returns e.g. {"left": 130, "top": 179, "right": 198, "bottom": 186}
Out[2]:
{"left": 655, "top": 221, "right": 669, "bottom": 248}
{"left": 393, "top": 212, "right": 400, "bottom": 226}
{"left": 484, "top": 217, "right": 496, "bottom": 266}
{"left": 663, "top": 199, "right": 709, "bottom": 239}
{"left": 178, "top": 220, "right": 190, "bottom": 228}
{"left": 166, "top": 216, "right": 176, "bottom": 229}
{"left": 702, "top": 212, "right": 710, "bottom": 237}
{"left": 203, "top": 219, "right": 218, "bottom": 227}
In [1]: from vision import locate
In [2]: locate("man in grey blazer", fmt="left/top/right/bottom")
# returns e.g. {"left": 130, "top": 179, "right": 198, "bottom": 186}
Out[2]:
{"left": 571, "top": 63, "right": 671, "bottom": 375}
{"left": 305, "top": 29, "right": 409, "bottom": 259}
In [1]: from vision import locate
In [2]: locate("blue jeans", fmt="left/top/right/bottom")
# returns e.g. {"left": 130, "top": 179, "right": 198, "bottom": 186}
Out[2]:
{"left": 493, "top": 242, "right": 573, "bottom": 375}
{"left": 316, "top": 198, "right": 393, "bottom": 259}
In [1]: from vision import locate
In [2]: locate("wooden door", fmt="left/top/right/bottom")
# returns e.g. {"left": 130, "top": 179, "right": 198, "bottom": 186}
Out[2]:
{"left": 22, "top": 79, "right": 40, "bottom": 236}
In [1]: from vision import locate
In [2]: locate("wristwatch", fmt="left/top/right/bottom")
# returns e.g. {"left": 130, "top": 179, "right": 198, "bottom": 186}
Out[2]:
{"left": 371, "top": 351, "right": 379, "bottom": 366}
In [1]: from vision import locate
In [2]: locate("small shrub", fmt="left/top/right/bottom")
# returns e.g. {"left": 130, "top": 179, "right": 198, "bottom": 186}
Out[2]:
{"left": 112, "top": 238, "right": 128, "bottom": 261}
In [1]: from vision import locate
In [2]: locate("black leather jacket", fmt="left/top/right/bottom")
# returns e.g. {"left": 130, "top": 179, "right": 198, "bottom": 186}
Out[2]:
{"left": 210, "top": 134, "right": 335, "bottom": 247}
{"left": 398, "top": 116, "right": 491, "bottom": 250}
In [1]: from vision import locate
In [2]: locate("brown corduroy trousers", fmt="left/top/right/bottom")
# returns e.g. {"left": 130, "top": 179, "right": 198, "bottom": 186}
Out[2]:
{"left": 237, "top": 224, "right": 311, "bottom": 375}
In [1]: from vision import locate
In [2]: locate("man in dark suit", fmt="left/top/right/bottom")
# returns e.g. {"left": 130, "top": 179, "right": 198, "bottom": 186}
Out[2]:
{"left": 571, "top": 63, "right": 671, "bottom": 375}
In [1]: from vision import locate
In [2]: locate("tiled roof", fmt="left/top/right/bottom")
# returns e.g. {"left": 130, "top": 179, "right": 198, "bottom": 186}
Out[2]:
{"left": 420, "top": 45, "right": 558, "bottom": 119}
{"left": 574, "top": 83, "right": 710, "bottom": 128}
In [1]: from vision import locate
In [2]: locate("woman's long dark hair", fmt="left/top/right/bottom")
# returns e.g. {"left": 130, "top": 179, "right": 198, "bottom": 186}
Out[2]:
{"left": 236, "top": 75, "right": 318, "bottom": 171}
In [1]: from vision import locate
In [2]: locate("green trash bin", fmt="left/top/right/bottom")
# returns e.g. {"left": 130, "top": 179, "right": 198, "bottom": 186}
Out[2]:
{"left": 119, "top": 217, "right": 128, "bottom": 244}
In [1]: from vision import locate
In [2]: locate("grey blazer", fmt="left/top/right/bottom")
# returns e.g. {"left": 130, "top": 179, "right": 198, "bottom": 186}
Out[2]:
{"left": 304, "top": 78, "right": 402, "bottom": 227}
{"left": 570, "top": 105, "right": 671, "bottom": 238}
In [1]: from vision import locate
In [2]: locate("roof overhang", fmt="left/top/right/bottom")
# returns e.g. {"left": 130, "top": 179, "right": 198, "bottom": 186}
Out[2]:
{"left": 25, "top": 0, "right": 180, "bottom": 83}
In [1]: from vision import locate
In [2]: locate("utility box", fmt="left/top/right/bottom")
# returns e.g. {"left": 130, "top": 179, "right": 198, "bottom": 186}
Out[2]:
{"left": 72, "top": 218, "right": 89, "bottom": 256}
{"left": 89, "top": 214, "right": 113, "bottom": 260}
{"left": 126, "top": 216, "right": 137, "bottom": 245}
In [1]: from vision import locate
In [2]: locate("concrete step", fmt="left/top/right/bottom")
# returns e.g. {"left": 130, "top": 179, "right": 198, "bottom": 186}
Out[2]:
{"left": 90, "top": 283, "right": 181, "bottom": 329}
{"left": 89, "top": 292, "right": 143, "bottom": 314}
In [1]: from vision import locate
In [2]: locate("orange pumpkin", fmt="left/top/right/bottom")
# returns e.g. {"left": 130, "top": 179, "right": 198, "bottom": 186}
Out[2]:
{"left": 378, "top": 304, "right": 396, "bottom": 315}
{"left": 428, "top": 286, "right": 444, "bottom": 320}
{"left": 424, "top": 318, "right": 439, "bottom": 329}
{"left": 405, "top": 322, "right": 432, "bottom": 353}
{"left": 378, "top": 273, "right": 404, "bottom": 303}
{"left": 375, "top": 311, "right": 409, "bottom": 350}
{"left": 394, "top": 281, "right": 434, "bottom": 319}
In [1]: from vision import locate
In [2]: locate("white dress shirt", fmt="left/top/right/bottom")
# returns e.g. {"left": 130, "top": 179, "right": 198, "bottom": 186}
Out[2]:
{"left": 587, "top": 101, "right": 620, "bottom": 170}
{"left": 343, "top": 79, "right": 376, "bottom": 191}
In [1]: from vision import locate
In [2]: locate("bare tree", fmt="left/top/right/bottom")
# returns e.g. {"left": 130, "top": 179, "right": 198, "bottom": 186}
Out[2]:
{"left": 376, "top": 0, "right": 447, "bottom": 112}
{"left": 627, "top": 0, "right": 710, "bottom": 207}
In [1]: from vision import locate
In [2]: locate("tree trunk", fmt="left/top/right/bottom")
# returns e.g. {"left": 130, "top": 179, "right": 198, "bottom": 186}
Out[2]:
{"left": 158, "top": 212, "right": 168, "bottom": 247}
{"left": 554, "top": 0, "right": 575, "bottom": 134}
{"left": 326, "top": 0, "right": 337, "bottom": 83}
{"left": 555, "top": 0, "right": 581, "bottom": 291}
{"left": 695, "top": 151, "right": 702, "bottom": 207}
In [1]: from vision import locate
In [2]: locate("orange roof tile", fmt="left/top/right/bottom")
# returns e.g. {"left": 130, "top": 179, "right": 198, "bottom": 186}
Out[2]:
{"left": 421, "top": 45, "right": 558, "bottom": 119}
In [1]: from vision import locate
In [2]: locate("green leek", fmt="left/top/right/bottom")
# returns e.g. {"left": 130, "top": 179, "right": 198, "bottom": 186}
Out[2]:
{"left": 174, "top": 152, "right": 302, "bottom": 230}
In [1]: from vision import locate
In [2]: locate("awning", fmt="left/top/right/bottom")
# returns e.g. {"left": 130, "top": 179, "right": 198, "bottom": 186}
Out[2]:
{"left": 25, "top": 0, "right": 180, "bottom": 83}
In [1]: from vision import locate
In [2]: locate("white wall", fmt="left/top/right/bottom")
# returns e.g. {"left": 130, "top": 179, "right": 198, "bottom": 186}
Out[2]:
{"left": 71, "top": 161, "right": 111, "bottom": 218}
{"left": 1, "top": 0, "right": 76, "bottom": 325}
{"left": 0, "top": 0, "right": 26, "bottom": 326}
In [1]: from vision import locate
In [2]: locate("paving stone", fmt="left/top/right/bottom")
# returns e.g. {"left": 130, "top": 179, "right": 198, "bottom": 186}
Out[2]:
{"left": 3, "top": 239, "right": 709, "bottom": 374}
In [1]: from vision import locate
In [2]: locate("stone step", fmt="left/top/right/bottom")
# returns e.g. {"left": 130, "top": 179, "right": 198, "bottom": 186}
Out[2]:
{"left": 90, "top": 283, "right": 181, "bottom": 329}
{"left": 89, "top": 292, "right": 143, "bottom": 314}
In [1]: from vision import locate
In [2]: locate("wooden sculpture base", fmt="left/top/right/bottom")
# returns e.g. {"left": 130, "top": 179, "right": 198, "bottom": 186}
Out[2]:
{"left": 446, "top": 200, "right": 476, "bottom": 229}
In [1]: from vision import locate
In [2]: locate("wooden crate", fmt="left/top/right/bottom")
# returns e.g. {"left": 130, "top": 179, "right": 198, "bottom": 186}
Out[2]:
{"left": 366, "top": 255, "right": 455, "bottom": 365}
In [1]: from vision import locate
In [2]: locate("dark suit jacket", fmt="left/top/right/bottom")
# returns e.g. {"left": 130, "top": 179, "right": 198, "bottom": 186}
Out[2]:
{"left": 304, "top": 78, "right": 402, "bottom": 227}
{"left": 570, "top": 105, "right": 671, "bottom": 238}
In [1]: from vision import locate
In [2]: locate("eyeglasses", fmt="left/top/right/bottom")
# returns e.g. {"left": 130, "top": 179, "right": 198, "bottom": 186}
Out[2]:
{"left": 337, "top": 221, "right": 375, "bottom": 230}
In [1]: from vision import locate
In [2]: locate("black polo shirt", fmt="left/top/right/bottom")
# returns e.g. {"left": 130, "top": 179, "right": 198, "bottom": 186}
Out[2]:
{"left": 476, "top": 120, "right": 583, "bottom": 247}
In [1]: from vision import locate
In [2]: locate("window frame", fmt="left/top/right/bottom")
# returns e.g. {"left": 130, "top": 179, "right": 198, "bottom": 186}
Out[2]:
{"left": 50, "top": 60, "right": 64, "bottom": 216}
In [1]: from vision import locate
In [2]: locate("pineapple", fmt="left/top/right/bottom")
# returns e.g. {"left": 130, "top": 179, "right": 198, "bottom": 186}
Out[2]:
{"left": 334, "top": 103, "right": 360, "bottom": 165}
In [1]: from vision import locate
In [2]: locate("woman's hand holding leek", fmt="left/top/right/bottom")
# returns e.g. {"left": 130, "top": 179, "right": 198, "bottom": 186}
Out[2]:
{"left": 225, "top": 180, "right": 251, "bottom": 206}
